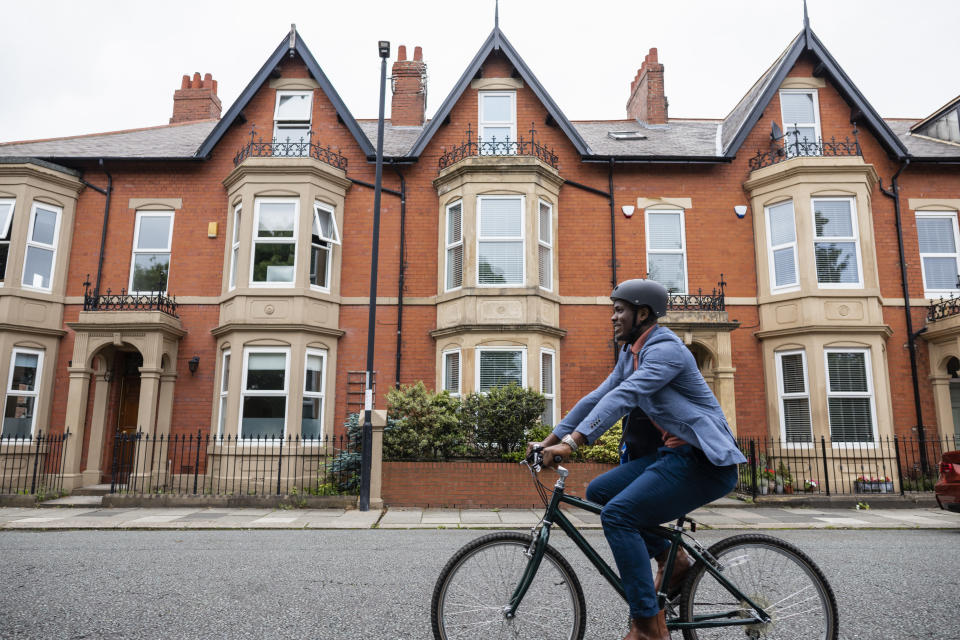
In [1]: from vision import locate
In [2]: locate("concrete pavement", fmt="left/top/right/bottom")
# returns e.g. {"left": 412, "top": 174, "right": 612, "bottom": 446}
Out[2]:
{"left": 2, "top": 501, "right": 958, "bottom": 530}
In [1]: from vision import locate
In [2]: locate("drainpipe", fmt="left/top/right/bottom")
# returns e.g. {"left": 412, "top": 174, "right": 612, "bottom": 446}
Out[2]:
{"left": 391, "top": 163, "right": 406, "bottom": 388}
{"left": 879, "top": 158, "right": 928, "bottom": 472}
{"left": 79, "top": 159, "right": 113, "bottom": 298}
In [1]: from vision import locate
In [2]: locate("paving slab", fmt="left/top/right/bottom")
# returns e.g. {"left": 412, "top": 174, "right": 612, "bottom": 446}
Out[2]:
{"left": 42, "top": 496, "right": 103, "bottom": 507}
{"left": 460, "top": 510, "right": 502, "bottom": 524}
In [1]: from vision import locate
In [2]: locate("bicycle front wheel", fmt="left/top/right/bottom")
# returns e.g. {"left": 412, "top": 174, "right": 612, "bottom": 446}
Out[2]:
{"left": 431, "top": 531, "right": 586, "bottom": 640}
{"left": 679, "top": 534, "right": 838, "bottom": 640}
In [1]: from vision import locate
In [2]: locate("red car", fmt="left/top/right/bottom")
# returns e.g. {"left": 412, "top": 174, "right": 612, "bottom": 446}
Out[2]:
{"left": 935, "top": 450, "right": 960, "bottom": 513}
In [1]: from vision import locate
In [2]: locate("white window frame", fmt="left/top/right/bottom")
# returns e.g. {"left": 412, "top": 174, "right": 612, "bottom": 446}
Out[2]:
{"left": 0, "top": 198, "right": 14, "bottom": 287}
{"left": 250, "top": 198, "right": 298, "bottom": 288}
{"left": 540, "top": 348, "right": 557, "bottom": 427}
{"left": 441, "top": 348, "right": 461, "bottom": 397}
{"left": 537, "top": 199, "right": 553, "bottom": 292}
{"left": 765, "top": 199, "right": 800, "bottom": 294}
{"left": 273, "top": 90, "right": 313, "bottom": 145}
{"left": 239, "top": 347, "right": 290, "bottom": 441}
{"left": 3, "top": 347, "right": 44, "bottom": 440}
{"left": 774, "top": 349, "right": 813, "bottom": 446}
{"left": 478, "top": 91, "right": 517, "bottom": 145}
{"left": 812, "top": 197, "right": 864, "bottom": 289}
{"left": 128, "top": 210, "right": 175, "bottom": 294}
{"left": 309, "top": 201, "right": 340, "bottom": 292}
{"left": 645, "top": 209, "right": 688, "bottom": 294}
{"left": 21, "top": 202, "right": 61, "bottom": 292}
{"left": 228, "top": 204, "right": 241, "bottom": 291}
{"left": 475, "top": 346, "right": 527, "bottom": 393}
{"left": 824, "top": 347, "right": 879, "bottom": 447}
{"left": 779, "top": 89, "right": 822, "bottom": 144}
{"left": 217, "top": 350, "right": 230, "bottom": 438}
{"left": 302, "top": 348, "right": 327, "bottom": 441}
{"left": 476, "top": 195, "right": 525, "bottom": 288}
{"left": 445, "top": 200, "right": 463, "bottom": 292}
{"left": 916, "top": 210, "right": 960, "bottom": 298}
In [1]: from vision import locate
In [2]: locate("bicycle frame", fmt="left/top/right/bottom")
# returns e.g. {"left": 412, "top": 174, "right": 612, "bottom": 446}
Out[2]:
{"left": 507, "top": 464, "right": 772, "bottom": 631}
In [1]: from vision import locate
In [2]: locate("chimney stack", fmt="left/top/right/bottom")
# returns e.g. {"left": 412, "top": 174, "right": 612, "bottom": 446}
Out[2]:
{"left": 170, "top": 72, "right": 222, "bottom": 124}
{"left": 390, "top": 45, "right": 427, "bottom": 127}
{"left": 626, "top": 48, "right": 668, "bottom": 125}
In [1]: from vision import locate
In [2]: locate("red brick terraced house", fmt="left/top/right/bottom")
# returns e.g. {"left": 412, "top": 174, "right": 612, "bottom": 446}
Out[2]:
{"left": 1, "top": 13, "right": 959, "bottom": 500}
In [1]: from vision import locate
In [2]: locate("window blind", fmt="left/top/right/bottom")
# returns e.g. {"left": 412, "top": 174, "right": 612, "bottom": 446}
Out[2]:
{"left": 479, "top": 198, "right": 522, "bottom": 237}
{"left": 781, "top": 93, "right": 815, "bottom": 124}
{"left": 479, "top": 351, "right": 522, "bottom": 392}
{"left": 826, "top": 351, "right": 874, "bottom": 442}
{"left": 444, "top": 351, "right": 460, "bottom": 394}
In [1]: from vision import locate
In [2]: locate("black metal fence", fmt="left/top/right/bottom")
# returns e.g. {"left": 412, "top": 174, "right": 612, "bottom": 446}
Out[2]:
{"left": 109, "top": 431, "right": 359, "bottom": 497}
{"left": 735, "top": 434, "right": 957, "bottom": 498}
{"left": 0, "top": 430, "right": 70, "bottom": 496}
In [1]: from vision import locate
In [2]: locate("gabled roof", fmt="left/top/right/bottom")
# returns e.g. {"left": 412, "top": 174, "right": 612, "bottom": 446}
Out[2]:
{"left": 407, "top": 27, "right": 592, "bottom": 158}
{"left": 720, "top": 28, "right": 908, "bottom": 159}
{"left": 196, "top": 29, "right": 375, "bottom": 159}
{"left": 0, "top": 120, "right": 216, "bottom": 160}
{"left": 911, "top": 95, "right": 960, "bottom": 133}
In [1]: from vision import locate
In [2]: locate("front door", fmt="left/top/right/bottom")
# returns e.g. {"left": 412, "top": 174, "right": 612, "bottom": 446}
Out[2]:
{"left": 109, "top": 354, "right": 142, "bottom": 484}
{"left": 950, "top": 383, "right": 960, "bottom": 439}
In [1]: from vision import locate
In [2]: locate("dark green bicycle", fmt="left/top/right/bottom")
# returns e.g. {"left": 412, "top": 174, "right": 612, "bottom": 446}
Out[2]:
{"left": 431, "top": 450, "right": 838, "bottom": 639}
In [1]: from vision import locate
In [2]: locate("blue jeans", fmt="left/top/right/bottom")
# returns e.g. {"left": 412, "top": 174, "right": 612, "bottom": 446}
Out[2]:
{"left": 586, "top": 445, "right": 738, "bottom": 618}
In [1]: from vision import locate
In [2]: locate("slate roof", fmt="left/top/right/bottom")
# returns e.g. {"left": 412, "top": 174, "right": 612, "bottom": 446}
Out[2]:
{"left": 357, "top": 121, "right": 425, "bottom": 157}
{"left": 0, "top": 120, "right": 216, "bottom": 160}
{"left": 886, "top": 119, "right": 960, "bottom": 160}
{"left": 573, "top": 120, "right": 720, "bottom": 159}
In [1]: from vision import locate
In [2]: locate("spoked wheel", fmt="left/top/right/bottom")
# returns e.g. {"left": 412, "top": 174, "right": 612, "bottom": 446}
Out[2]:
{"left": 431, "top": 531, "right": 586, "bottom": 640}
{"left": 679, "top": 534, "right": 838, "bottom": 640}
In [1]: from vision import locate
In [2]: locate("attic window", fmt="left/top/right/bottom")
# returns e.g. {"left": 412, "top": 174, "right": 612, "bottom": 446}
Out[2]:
{"left": 608, "top": 131, "right": 647, "bottom": 141}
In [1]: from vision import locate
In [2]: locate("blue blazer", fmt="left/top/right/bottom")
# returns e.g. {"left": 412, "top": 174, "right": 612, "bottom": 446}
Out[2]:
{"left": 552, "top": 325, "right": 746, "bottom": 467}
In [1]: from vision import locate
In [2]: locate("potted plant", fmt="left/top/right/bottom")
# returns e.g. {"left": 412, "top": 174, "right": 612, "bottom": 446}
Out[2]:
{"left": 803, "top": 479, "right": 819, "bottom": 492}
{"left": 757, "top": 467, "right": 775, "bottom": 494}
{"left": 854, "top": 475, "right": 894, "bottom": 493}
{"left": 776, "top": 462, "right": 793, "bottom": 495}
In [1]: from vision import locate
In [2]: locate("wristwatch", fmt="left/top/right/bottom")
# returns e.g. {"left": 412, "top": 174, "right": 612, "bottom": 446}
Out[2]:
{"left": 561, "top": 434, "right": 579, "bottom": 452}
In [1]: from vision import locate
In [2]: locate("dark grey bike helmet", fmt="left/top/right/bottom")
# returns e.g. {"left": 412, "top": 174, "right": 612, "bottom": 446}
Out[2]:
{"left": 610, "top": 279, "right": 668, "bottom": 318}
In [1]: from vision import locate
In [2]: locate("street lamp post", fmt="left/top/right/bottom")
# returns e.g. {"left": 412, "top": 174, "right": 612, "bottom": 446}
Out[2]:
{"left": 359, "top": 40, "right": 390, "bottom": 511}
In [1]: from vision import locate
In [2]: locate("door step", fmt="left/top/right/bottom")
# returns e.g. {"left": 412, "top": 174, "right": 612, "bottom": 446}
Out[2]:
{"left": 71, "top": 484, "right": 112, "bottom": 496}
{"left": 39, "top": 495, "right": 103, "bottom": 508}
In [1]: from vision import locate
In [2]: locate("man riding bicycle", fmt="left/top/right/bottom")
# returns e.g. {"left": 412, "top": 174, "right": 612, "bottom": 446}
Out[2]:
{"left": 529, "top": 279, "right": 746, "bottom": 640}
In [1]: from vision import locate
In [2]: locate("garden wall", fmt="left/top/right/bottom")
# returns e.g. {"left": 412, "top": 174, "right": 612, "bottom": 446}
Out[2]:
{"left": 381, "top": 461, "right": 616, "bottom": 508}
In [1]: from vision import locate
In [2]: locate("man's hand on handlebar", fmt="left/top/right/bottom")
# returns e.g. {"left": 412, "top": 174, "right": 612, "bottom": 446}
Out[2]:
{"left": 525, "top": 436, "right": 571, "bottom": 469}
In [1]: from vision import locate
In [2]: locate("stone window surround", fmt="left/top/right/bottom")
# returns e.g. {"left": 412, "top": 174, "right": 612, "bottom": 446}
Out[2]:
{"left": 910, "top": 200, "right": 960, "bottom": 299}
{"left": 222, "top": 158, "right": 349, "bottom": 299}
{"left": 1, "top": 345, "right": 44, "bottom": 440}
{"left": 214, "top": 331, "right": 338, "bottom": 445}
{"left": 774, "top": 348, "right": 812, "bottom": 444}
{"left": 779, "top": 88, "right": 822, "bottom": 142}
{"left": 644, "top": 207, "right": 689, "bottom": 294}
{"left": 763, "top": 334, "right": 892, "bottom": 446}
{"left": 128, "top": 209, "right": 175, "bottom": 294}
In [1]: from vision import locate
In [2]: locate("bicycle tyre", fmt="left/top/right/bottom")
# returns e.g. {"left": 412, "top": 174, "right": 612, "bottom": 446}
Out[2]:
{"left": 431, "top": 531, "right": 587, "bottom": 640}
{"left": 678, "top": 534, "right": 838, "bottom": 640}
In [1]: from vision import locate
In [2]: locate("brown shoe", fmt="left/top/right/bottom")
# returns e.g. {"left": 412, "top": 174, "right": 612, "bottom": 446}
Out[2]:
{"left": 624, "top": 609, "right": 669, "bottom": 640}
{"left": 654, "top": 547, "right": 695, "bottom": 597}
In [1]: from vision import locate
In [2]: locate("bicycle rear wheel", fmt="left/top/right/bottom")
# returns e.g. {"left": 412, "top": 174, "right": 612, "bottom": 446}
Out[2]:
{"left": 431, "top": 531, "right": 586, "bottom": 640}
{"left": 679, "top": 534, "right": 838, "bottom": 640}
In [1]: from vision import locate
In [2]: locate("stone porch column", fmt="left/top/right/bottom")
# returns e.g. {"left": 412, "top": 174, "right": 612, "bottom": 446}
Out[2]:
{"left": 369, "top": 409, "right": 386, "bottom": 509}
{"left": 714, "top": 367, "right": 738, "bottom": 435}
{"left": 154, "top": 372, "right": 178, "bottom": 438}
{"left": 136, "top": 367, "right": 163, "bottom": 436}
{"left": 931, "top": 375, "right": 953, "bottom": 440}
{"left": 81, "top": 371, "right": 111, "bottom": 486}
{"left": 61, "top": 366, "right": 93, "bottom": 490}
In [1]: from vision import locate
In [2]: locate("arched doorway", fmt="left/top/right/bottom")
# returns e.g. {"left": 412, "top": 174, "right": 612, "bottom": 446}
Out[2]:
{"left": 687, "top": 342, "right": 716, "bottom": 394}
{"left": 99, "top": 347, "right": 144, "bottom": 483}
{"left": 947, "top": 356, "right": 960, "bottom": 439}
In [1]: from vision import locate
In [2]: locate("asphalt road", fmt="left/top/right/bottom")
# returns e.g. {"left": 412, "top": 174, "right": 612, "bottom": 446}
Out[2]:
{"left": 1, "top": 529, "right": 957, "bottom": 639}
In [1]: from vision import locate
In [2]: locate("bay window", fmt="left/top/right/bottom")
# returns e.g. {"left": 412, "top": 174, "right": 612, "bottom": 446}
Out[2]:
{"left": 301, "top": 349, "right": 326, "bottom": 440}
{"left": 251, "top": 199, "right": 297, "bottom": 286}
{"left": 779, "top": 89, "right": 821, "bottom": 145}
{"left": 477, "top": 196, "right": 524, "bottom": 286}
{"left": 477, "top": 347, "right": 525, "bottom": 392}
{"left": 129, "top": 210, "right": 174, "bottom": 293}
{"left": 813, "top": 197, "right": 861, "bottom": 287}
{"left": 274, "top": 90, "right": 313, "bottom": 149}
{"left": 309, "top": 202, "right": 340, "bottom": 290}
{"left": 916, "top": 211, "right": 960, "bottom": 296}
{"left": 240, "top": 349, "right": 289, "bottom": 439}
{"left": 540, "top": 349, "right": 556, "bottom": 427}
{"left": 645, "top": 209, "right": 687, "bottom": 293}
{"left": 0, "top": 198, "right": 12, "bottom": 285}
{"left": 538, "top": 200, "right": 552, "bottom": 291}
{"left": 776, "top": 350, "right": 812, "bottom": 443}
{"left": 22, "top": 202, "right": 60, "bottom": 291}
{"left": 442, "top": 349, "right": 461, "bottom": 397}
{"left": 825, "top": 349, "right": 876, "bottom": 444}
{"left": 228, "top": 204, "right": 241, "bottom": 290}
{"left": 478, "top": 91, "right": 516, "bottom": 147}
{"left": 2, "top": 349, "right": 43, "bottom": 439}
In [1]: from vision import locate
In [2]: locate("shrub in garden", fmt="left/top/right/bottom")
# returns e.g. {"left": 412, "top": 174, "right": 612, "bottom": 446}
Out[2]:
{"left": 461, "top": 383, "right": 546, "bottom": 458}
{"left": 579, "top": 420, "right": 623, "bottom": 464}
{"left": 385, "top": 381, "right": 469, "bottom": 459}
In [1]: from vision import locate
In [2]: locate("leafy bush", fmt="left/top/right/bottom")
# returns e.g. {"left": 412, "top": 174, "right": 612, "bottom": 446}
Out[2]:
{"left": 461, "top": 383, "right": 546, "bottom": 459}
{"left": 579, "top": 420, "right": 622, "bottom": 464}
{"left": 385, "top": 381, "right": 469, "bottom": 459}
{"left": 323, "top": 412, "right": 362, "bottom": 493}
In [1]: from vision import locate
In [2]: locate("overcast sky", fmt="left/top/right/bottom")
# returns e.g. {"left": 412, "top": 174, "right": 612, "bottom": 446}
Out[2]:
{"left": 2, "top": 0, "right": 958, "bottom": 142}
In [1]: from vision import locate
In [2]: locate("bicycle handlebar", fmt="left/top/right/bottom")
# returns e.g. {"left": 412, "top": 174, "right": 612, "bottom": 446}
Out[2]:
{"left": 524, "top": 446, "right": 562, "bottom": 473}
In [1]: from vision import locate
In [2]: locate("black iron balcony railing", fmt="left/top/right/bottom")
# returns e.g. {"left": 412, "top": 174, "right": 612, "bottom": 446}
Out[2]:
{"left": 438, "top": 123, "right": 559, "bottom": 171}
{"left": 928, "top": 294, "right": 960, "bottom": 322}
{"left": 665, "top": 275, "right": 727, "bottom": 312}
{"left": 233, "top": 126, "right": 348, "bottom": 171}
{"left": 748, "top": 127, "right": 862, "bottom": 171}
{"left": 82, "top": 277, "right": 178, "bottom": 318}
